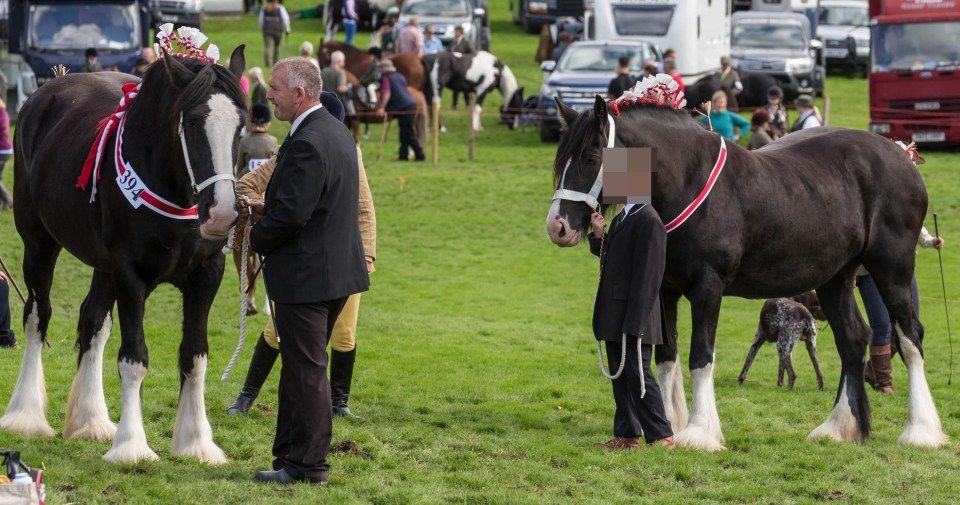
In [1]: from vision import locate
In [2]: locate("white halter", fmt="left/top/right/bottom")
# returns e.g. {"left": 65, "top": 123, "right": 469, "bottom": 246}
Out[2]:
{"left": 179, "top": 112, "right": 236, "bottom": 195}
{"left": 552, "top": 114, "right": 616, "bottom": 211}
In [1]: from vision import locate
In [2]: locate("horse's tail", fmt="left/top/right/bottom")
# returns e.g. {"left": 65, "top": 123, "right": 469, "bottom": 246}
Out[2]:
{"left": 498, "top": 60, "right": 518, "bottom": 103}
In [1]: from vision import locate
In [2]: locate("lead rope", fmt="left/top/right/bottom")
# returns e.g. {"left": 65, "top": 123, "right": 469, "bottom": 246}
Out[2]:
{"left": 221, "top": 217, "right": 249, "bottom": 381}
{"left": 595, "top": 336, "right": 645, "bottom": 397}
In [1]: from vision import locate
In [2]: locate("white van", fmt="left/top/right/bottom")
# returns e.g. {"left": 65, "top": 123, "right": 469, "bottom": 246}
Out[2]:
{"left": 583, "top": 0, "right": 731, "bottom": 84}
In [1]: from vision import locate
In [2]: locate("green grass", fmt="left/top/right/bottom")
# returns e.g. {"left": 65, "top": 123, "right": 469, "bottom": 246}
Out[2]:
{"left": 2, "top": 2, "right": 960, "bottom": 503}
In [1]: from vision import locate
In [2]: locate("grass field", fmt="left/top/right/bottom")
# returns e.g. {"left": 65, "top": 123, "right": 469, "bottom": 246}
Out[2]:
{"left": 2, "top": 1, "right": 960, "bottom": 503}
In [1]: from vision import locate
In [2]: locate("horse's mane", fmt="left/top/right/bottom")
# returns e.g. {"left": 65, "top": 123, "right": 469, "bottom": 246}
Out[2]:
{"left": 552, "top": 101, "right": 694, "bottom": 186}
{"left": 127, "top": 56, "right": 246, "bottom": 137}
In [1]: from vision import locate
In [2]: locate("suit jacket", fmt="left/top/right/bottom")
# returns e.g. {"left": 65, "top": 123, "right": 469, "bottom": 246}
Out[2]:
{"left": 250, "top": 107, "right": 369, "bottom": 303}
{"left": 588, "top": 204, "right": 666, "bottom": 344}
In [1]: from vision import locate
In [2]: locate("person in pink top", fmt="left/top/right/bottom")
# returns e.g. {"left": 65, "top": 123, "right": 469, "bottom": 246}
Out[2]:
{"left": 0, "top": 97, "right": 12, "bottom": 210}
{"left": 394, "top": 16, "right": 424, "bottom": 57}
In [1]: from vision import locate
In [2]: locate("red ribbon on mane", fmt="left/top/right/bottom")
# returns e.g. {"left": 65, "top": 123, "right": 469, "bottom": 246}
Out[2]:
{"left": 77, "top": 82, "right": 141, "bottom": 193}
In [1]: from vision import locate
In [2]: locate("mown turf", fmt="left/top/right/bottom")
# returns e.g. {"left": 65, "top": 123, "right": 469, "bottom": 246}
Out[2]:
{"left": 1, "top": 2, "right": 960, "bottom": 503}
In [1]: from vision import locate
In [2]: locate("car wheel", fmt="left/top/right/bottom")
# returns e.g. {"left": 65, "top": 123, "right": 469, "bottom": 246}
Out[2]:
{"left": 540, "top": 122, "right": 559, "bottom": 142}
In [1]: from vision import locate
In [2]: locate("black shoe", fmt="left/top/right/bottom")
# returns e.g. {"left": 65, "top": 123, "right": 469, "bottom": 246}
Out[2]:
{"left": 414, "top": 156, "right": 426, "bottom": 162}
{"left": 226, "top": 393, "right": 255, "bottom": 415}
{"left": 333, "top": 405, "right": 365, "bottom": 420}
{"left": 397, "top": 157, "right": 409, "bottom": 162}
{"left": 253, "top": 468, "right": 327, "bottom": 486}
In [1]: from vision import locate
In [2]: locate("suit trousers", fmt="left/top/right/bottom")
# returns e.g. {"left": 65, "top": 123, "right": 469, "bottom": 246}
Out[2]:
{"left": 396, "top": 111, "right": 424, "bottom": 160}
{"left": 0, "top": 278, "right": 14, "bottom": 346}
{"left": 271, "top": 297, "right": 348, "bottom": 479}
{"left": 606, "top": 338, "right": 673, "bottom": 442}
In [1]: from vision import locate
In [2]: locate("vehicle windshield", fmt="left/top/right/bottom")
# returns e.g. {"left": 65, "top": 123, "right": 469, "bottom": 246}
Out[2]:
{"left": 872, "top": 22, "right": 960, "bottom": 72}
{"left": 818, "top": 5, "right": 867, "bottom": 26}
{"left": 557, "top": 45, "right": 653, "bottom": 72}
{"left": 402, "top": 0, "right": 468, "bottom": 17}
{"left": 732, "top": 23, "right": 807, "bottom": 50}
{"left": 28, "top": 3, "right": 139, "bottom": 50}
{"left": 611, "top": 6, "right": 674, "bottom": 37}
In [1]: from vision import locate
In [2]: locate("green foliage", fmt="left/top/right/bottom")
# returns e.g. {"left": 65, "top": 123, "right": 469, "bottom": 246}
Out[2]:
{"left": 1, "top": 2, "right": 960, "bottom": 503}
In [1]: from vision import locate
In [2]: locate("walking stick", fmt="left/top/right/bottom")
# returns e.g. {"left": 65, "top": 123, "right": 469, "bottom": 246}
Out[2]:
{"left": 376, "top": 114, "right": 391, "bottom": 162}
{"left": 0, "top": 254, "right": 25, "bottom": 305}
{"left": 934, "top": 214, "right": 953, "bottom": 385}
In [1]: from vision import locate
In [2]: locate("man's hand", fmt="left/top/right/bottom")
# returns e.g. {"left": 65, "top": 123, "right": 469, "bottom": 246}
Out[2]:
{"left": 366, "top": 260, "right": 374, "bottom": 273}
{"left": 590, "top": 212, "right": 606, "bottom": 237}
{"left": 375, "top": 107, "right": 386, "bottom": 118}
{"left": 933, "top": 237, "right": 945, "bottom": 249}
{"left": 240, "top": 197, "right": 265, "bottom": 223}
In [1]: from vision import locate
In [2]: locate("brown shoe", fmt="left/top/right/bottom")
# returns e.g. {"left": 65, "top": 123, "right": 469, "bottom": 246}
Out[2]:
{"left": 864, "top": 344, "right": 894, "bottom": 395}
{"left": 594, "top": 436, "right": 642, "bottom": 450}
{"left": 648, "top": 436, "right": 675, "bottom": 448}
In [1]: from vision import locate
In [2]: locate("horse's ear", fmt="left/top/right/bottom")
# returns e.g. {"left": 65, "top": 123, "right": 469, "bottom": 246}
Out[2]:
{"left": 593, "top": 95, "right": 609, "bottom": 123}
{"left": 555, "top": 97, "right": 578, "bottom": 131}
{"left": 161, "top": 47, "right": 193, "bottom": 89}
{"left": 228, "top": 45, "right": 246, "bottom": 82}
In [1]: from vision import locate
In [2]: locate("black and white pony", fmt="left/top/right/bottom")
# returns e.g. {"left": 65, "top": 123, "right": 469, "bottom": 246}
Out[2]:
{"left": 1, "top": 31, "right": 247, "bottom": 464}
{"left": 546, "top": 76, "right": 948, "bottom": 451}
{"left": 422, "top": 50, "right": 524, "bottom": 131}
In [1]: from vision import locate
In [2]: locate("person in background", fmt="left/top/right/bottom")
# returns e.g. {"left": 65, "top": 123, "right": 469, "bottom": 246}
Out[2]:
{"left": 423, "top": 24, "right": 443, "bottom": 54}
{"left": 248, "top": 58, "right": 368, "bottom": 486}
{"left": 715, "top": 55, "right": 742, "bottom": 110}
{"left": 131, "top": 56, "right": 149, "bottom": 78}
{"left": 664, "top": 58, "right": 683, "bottom": 93}
{"left": 450, "top": 25, "right": 475, "bottom": 54}
{"left": 699, "top": 90, "right": 750, "bottom": 142}
{"left": 747, "top": 109, "right": 773, "bottom": 150}
{"left": 764, "top": 86, "right": 789, "bottom": 139}
{"left": 858, "top": 230, "right": 945, "bottom": 395}
{"left": 376, "top": 59, "right": 425, "bottom": 161}
{"left": 0, "top": 271, "right": 14, "bottom": 348}
{"left": 790, "top": 94, "right": 822, "bottom": 131}
{"left": 321, "top": 51, "right": 349, "bottom": 96}
{"left": 552, "top": 31, "right": 572, "bottom": 62}
{"left": 607, "top": 56, "right": 635, "bottom": 100}
{"left": 374, "top": 8, "right": 399, "bottom": 52}
{"left": 260, "top": 0, "right": 291, "bottom": 67}
{"left": 0, "top": 97, "right": 13, "bottom": 211}
{"left": 249, "top": 67, "right": 269, "bottom": 106}
{"left": 229, "top": 93, "right": 376, "bottom": 424}
{"left": 300, "top": 41, "right": 321, "bottom": 72}
{"left": 141, "top": 46, "right": 157, "bottom": 65}
{"left": 342, "top": 0, "right": 359, "bottom": 45}
{"left": 233, "top": 103, "right": 279, "bottom": 315}
{"left": 84, "top": 48, "right": 102, "bottom": 72}
{"left": 245, "top": 0, "right": 263, "bottom": 15}
{"left": 395, "top": 16, "right": 424, "bottom": 57}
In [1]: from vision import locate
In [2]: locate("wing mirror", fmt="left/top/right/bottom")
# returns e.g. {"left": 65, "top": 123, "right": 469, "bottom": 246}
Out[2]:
{"left": 541, "top": 60, "right": 556, "bottom": 72}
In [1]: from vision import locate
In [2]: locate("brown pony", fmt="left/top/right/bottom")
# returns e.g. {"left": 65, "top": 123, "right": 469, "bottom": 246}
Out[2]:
{"left": 344, "top": 70, "right": 427, "bottom": 147}
{"left": 318, "top": 41, "right": 424, "bottom": 90}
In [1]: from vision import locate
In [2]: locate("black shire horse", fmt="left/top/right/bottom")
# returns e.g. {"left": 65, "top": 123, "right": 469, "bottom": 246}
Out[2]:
{"left": 422, "top": 50, "right": 524, "bottom": 131}
{"left": 546, "top": 94, "right": 948, "bottom": 451}
{"left": 0, "top": 47, "right": 247, "bottom": 463}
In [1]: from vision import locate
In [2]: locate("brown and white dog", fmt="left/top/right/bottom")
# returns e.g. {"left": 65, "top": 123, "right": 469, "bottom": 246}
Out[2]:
{"left": 738, "top": 292, "right": 827, "bottom": 390}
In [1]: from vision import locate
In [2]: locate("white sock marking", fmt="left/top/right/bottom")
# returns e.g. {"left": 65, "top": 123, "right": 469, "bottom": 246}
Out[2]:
{"left": 104, "top": 360, "right": 158, "bottom": 463}
{"left": 674, "top": 362, "right": 724, "bottom": 451}
{"left": 898, "top": 333, "right": 949, "bottom": 447}
{"left": 0, "top": 304, "right": 54, "bottom": 437}
{"left": 65, "top": 313, "right": 117, "bottom": 440}
{"left": 173, "top": 355, "right": 226, "bottom": 464}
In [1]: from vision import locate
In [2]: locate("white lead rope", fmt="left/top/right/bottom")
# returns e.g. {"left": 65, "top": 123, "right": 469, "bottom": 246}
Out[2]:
{"left": 597, "top": 334, "right": 646, "bottom": 398}
{"left": 221, "top": 220, "right": 249, "bottom": 381}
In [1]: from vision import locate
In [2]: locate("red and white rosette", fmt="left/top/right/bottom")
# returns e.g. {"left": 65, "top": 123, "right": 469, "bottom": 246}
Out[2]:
{"left": 609, "top": 73, "right": 687, "bottom": 116}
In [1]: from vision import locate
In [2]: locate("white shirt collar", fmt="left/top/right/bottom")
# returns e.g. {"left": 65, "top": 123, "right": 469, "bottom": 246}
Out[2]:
{"left": 289, "top": 103, "right": 323, "bottom": 136}
{"left": 622, "top": 203, "right": 635, "bottom": 217}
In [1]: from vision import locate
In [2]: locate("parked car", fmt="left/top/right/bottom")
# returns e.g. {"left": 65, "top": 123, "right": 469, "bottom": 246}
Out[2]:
{"left": 818, "top": 0, "right": 869, "bottom": 71}
{"left": 730, "top": 11, "right": 824, "bottom": 99}
{"left": 513, "top": 0, "right": 584, "bottom": 34}
{"left": 396, "top": 0, "right": 490, "bottom": 51}
{"left": 150, "top": 0, "right": 203, "bottom": 30}
{"left": 204, "top": 0, "right": 242, "bottom": 15}
{"left": 538, "top": 40, "right": 662, "bottom": 142}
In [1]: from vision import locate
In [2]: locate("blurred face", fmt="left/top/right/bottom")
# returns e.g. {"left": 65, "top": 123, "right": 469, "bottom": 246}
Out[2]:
{"left": 713, "top": 95, "right": 727, "bottom": 111}
{"left": 768, "top": 96, "right": 781, "bottom": 105}
{"left": 267, "top": 65, "right": 305, "bottom": 123}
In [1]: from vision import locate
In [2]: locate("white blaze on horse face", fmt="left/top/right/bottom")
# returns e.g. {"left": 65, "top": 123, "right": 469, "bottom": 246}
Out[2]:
{"left": 0, "top": 303, "right": 55, "bottom": 437}
{"left": 546, "top": 158, "right": 585, "bottom": 247}
{"left": 430, "top": 59, "right": 442, "bottom": 105}
{"left": 173, "top": 354, "right": 227, "bottom": 463}
{"left": 104, "top": 360, "right": 159, "bottom": 463}
{"left": 200, "top": 93, "right": 241, "bottom": 238}
{"left": 896, "top": 329, "right": 949, "bottom": 448}
{"left": 65, "top": 313, "right": 117, "bottom": 441}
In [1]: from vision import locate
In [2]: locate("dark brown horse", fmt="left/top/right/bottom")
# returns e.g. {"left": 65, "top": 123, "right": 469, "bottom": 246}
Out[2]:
{"left": 1, "top": 47, "right": 248, "bottom": 463}
{"left": 318, "top": 41, "right": 425, "bottom": 90}
{"left": 344, "top": 70, "right": 428, "bottom": 147}
{"left": 546, "top": 93, "right": 947, "bottom": 451}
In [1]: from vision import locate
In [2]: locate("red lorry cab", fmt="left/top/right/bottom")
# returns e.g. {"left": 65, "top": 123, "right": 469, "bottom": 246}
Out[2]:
{"left": 868, "top": 0, "right": 960, "bottom": 145}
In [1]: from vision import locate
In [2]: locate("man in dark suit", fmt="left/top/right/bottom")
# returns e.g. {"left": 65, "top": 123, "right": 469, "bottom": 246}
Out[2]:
{"left": 248, "top": 57, "right": 370, "bottom": 485}
{"left": 587, "top": 204, "right": 674, "bottom": 449}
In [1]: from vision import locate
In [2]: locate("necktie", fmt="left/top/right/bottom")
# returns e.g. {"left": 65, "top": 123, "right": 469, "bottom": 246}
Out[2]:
{"left": 608, "top": 209, "right": 626, "bottom": 235}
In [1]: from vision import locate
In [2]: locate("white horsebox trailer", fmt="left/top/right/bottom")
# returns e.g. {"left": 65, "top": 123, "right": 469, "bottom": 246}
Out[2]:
{"left": 583, "top": 0, "right": 731, "bottom": 84}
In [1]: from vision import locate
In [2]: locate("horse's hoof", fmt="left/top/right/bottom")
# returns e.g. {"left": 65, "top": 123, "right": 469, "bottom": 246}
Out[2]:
{"left": 172, "top": 441, "right": 227, "bottom": 464}
{"left": 898, "top": 426, "right": 950, "bottom": 448}
{"left": 103, "top": 439, "right": 160, "bottom": 463}
{"left": 65, "top": 418, "right": 117, "bottom": 441}
{"left": 673, "top": 426, "right": 725, "bottom": 452}
{"left": 0, "top": 412, "right": 56, "bottom": 438}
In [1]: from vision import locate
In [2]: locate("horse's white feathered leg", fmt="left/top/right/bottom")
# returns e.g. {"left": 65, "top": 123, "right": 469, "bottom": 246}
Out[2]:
{"left": 674, "top": 363, "right": 724, "bottom": 451}
{"left": 473, "top": 105, "right": 483, "bottom": 131}
{"left": 897, "top": 329, "right": 949, "bottom": 448}
{"left": 65, "top": 313, "right": 117, "bottom": 441}
{"left": 0, "top": 305, "right": 55, "bottom": 437}
{"left": 173, "top": 355, "right": 227, "bottom": 464}
{"left": 657, "top": 358, "right": 688, "bottom": 433}
{"left": 104, "top": 360, "right": 158, "bottom": 463}
{"left": 808, "top": 376, "right": 860, "bottom": 442}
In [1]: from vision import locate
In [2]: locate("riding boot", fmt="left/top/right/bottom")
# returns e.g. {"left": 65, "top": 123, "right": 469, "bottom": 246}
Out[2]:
{"left": 864, "top": 344, "right": 894, "bottom": 395}
{"left": 226, "top": 333, "right": 280, "bottom": 415}
{"left": 331, "top": 348, "right": 363, "bottom": 419}
{"left": 0, "top": 182, "right": 12, "bottom": 210}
